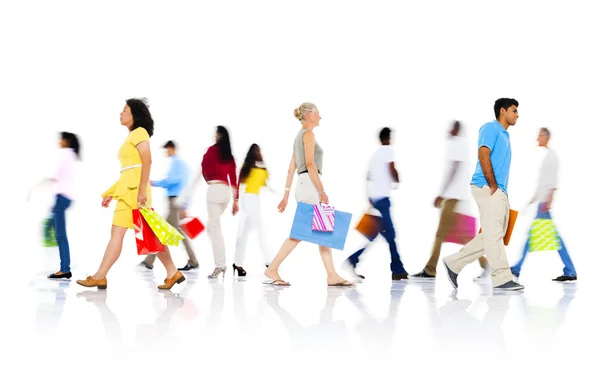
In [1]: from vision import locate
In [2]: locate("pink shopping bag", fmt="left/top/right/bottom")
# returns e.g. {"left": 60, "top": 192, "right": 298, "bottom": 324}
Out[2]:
{"left": 312, "top": 204, "right": 335, "bottom": 232}
{"left": 444, "top": 213, "right": 477, "bottom": 245}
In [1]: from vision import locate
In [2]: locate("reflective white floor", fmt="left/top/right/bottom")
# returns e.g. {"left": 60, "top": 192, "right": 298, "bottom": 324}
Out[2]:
{"left": 15, "top": 259, "right": 595, "bottom": 377}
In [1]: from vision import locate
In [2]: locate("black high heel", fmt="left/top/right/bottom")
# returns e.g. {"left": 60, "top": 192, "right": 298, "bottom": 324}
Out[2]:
{"left": 232, "top": 264, "right": 247, "bottom": 277}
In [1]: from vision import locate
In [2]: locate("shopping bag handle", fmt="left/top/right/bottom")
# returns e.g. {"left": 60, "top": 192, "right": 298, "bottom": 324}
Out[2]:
{"left": 317, "top": 202, "right": 336, "bottom": 209}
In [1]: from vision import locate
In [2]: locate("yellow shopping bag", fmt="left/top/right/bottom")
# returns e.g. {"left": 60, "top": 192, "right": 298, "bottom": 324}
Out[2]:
{"left": 139, "top": 206, "right": 185, "bottom": 247}
{"left": 529, "top": 218, "right": 560, "bottom": 252}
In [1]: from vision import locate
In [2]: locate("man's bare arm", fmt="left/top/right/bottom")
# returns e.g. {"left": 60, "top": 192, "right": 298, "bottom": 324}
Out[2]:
{"left": 478, "top": 147, "right": 497, "bottom": 190}
{"left": 388, "top": 162, "right": 400, "bottom": 183}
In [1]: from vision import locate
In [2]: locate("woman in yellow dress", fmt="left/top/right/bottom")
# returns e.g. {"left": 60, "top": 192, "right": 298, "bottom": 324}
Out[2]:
{"left": 76, "top": 99, "right": 185, "bottom": 290}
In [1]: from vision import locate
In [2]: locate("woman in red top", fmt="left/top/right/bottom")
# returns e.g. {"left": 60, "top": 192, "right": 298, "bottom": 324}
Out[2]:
{"left": 201, "top": 126, "right": 239, "bottom": 278}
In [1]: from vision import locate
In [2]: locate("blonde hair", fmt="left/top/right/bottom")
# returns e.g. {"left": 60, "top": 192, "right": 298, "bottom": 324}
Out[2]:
{"left": 293, "top": 102, "right": 317, "bottom": 122}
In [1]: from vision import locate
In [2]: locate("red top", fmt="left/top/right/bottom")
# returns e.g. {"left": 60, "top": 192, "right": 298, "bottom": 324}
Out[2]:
{"left": 201, "top": 145, "right": 238, "bottom": 199}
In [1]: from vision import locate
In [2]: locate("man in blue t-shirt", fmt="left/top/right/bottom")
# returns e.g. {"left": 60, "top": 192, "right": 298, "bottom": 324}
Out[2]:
{"left": 443, "top": 98, "right": 524, "bottom": 292}
{"left": 140, "top": 140, "right": 199, "bottom": 271}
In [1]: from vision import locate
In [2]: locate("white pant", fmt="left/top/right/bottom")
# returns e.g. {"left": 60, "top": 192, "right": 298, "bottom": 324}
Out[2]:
{"left": 207, "top": 183, "right": 231, "bottom": 268}
{"left": 234, "top": 193, "right": 271, "bottom": 266}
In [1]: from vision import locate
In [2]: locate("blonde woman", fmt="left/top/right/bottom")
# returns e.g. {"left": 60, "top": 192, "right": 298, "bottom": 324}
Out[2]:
{"left": 263, "top": 103, "right": 354, "bottom": 286}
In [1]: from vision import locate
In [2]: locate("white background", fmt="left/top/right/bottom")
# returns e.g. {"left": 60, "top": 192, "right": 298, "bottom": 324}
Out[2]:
{"left": 1, "top": 0, "right": 598, "bottom": 374}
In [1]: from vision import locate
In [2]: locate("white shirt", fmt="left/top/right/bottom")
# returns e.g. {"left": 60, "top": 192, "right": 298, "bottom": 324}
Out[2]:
{"left": 440, "top": 135, "right": 471, "bottom": 201}
{"left": 535, "top": 148, "right": 559, "bottom": 203}
{"left": 367, "top": 145, "right": 396, "bottom": 201}
{"left": 53, "top": 148, "right": 78, "bottom": 200}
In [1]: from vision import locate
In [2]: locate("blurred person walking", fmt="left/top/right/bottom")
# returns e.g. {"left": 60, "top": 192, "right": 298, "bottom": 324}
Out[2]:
{"left": 344, "top": 127, "right": 408, "bottom": 281}
{"left": 140, "top": 140, "right": 199, "bottom": 271}
{"left": 510, "top": 128, "right": 577, "bottom": 281}
{"left": 185, "top": 126, "right": 239, "bottom": 279}
{"left": 44, "top": 132, "right": 81, "bottom": 279}
{"left": 232, "top": 143, "right": 276, "bottom": 276}
{"left": 410, "top": 121, "right": 489, "bottom": 281}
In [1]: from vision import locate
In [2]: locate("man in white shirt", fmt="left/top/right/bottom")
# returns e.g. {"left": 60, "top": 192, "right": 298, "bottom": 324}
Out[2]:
{"left": 510, "top": 128, "right": 577, "bottom": 281}
{"left": 410, "top": 121, "right": 489, "bottom": 280}
{"left": 345, "top": 127, "right": 408, "bottom": 281}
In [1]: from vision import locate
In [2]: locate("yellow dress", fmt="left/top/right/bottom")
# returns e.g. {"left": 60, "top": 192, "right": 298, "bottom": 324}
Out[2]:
{"left": 101, "top": 127, "right": 152, "bottom": 228}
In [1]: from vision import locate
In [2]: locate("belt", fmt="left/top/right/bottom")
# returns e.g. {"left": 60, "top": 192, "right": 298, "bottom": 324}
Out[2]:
{"left": 298, "top": 170, "right": 321, "bottom": 175}
{"left": 120, "top": 164, "right": 142, "bottom": 173}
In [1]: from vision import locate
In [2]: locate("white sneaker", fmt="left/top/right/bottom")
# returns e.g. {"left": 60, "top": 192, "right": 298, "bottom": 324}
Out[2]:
{"left": 473, "top": 266, "right": 491, "bottom": 282}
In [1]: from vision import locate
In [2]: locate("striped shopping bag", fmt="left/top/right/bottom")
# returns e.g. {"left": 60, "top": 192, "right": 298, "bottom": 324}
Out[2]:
{"left": 312, "top": 204, "right": 335, "bottom": 232}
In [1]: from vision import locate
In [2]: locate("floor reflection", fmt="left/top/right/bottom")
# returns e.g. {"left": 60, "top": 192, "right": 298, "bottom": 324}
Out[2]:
{"left": 34, "top": 279, "right": 69, "bottom": 337}
{"left": 263, "top": 286, "right": 353, "bottom": 358}
{"left": 27, "top": 267, "right": 583, "bottom": 373}
{"left": 76, "top": 290, "right": 123, "bottom": 344}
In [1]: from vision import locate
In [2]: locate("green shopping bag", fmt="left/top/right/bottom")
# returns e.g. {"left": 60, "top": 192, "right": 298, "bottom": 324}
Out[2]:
{"left": 528, "top": 218, "right": 560, "bottom": 252}
{"left": 42, "top": 218, "right": 58, "bottom": 247}
{"left": 139, "top": 206, "right": 185, "bottom": 247}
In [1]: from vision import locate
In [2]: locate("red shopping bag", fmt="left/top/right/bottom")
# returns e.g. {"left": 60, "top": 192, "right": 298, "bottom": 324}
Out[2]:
{"left": 133, "top": 208, "right": 166, "bottom": 255}
{"left": 180, "top": 217, "right": 204, "bottom": 239}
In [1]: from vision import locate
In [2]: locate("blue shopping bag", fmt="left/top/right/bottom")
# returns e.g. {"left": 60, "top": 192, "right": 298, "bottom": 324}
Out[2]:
{"left": 289, "top": 202, "right": 352, "bottom": 250}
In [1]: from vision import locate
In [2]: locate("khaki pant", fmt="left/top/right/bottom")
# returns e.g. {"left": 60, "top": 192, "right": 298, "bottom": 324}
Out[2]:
{"left": 144, "top": 197, "right": 198, "bottom": 267}
{"left": 206, "top": 183, "right": 231, "bottom": 268}
{"left": 424, "top": 199, "right": 487, "bottom": 276}
{"left": 443, "top": 185, "right": 512, "bottom": 287}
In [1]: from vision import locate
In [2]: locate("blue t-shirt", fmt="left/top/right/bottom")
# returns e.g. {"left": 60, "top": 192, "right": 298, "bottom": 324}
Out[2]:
{"left": 151, "top": 154, "right": 190, "bottom": 197}
{"left": 470, "top": 120, "right": 511, "bottom": 194}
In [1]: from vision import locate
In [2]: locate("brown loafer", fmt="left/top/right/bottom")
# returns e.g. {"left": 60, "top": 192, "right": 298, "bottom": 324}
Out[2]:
{"left": 76, "top": 276, "right": 107, "bottom": 290}
{"left": 158, "top": 271, "right": 185, "bottom": 290}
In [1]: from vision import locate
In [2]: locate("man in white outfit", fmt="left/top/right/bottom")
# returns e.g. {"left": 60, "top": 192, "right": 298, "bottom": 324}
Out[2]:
{"left": 510, "top": 127, "right": 577, "bottom": 281}
{"left": 410, "top": 121, "right": 489, "bottom": 280}
{"left": 345, "top": 127, "right": 408, "bottom": 281}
